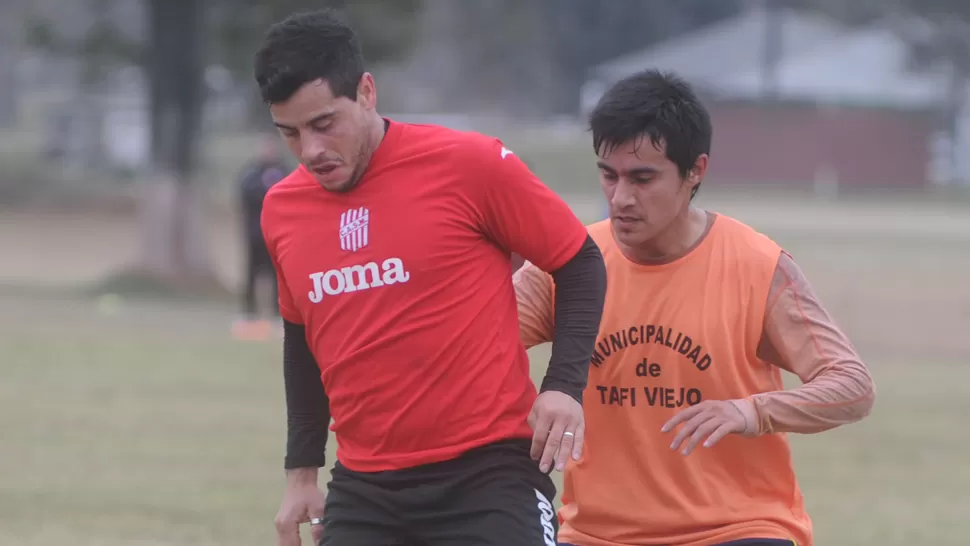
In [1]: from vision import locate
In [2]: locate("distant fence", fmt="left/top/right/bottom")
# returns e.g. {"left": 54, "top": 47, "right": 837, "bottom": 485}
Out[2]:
{"left": 707, "top": 99, "right": 938, "bottom": 190}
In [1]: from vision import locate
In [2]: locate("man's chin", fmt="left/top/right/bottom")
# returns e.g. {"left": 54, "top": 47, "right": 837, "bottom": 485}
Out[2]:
{"left": 611, "top": 219, "right": 641, "bottom": 235}
{"left": 611, "top": 223, "right": 650, "bottom": 247}
{"left": 317, "top": 178, "right": 354, "bottom": 193}
{"left": 313, "top": 169, "right": 356, "bottom": 193}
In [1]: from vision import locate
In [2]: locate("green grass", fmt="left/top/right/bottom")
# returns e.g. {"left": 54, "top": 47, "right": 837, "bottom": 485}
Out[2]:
{"left": 0, "top": 331, "right": 284, "bottom": 545}
{"left": 0, "top": 303, "right": 967, "bottom": 545}
{"left": 2, "top": 194, "right": 970, "bottom": 545}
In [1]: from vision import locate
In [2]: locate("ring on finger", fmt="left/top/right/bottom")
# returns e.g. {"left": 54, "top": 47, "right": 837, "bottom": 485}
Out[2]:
{"left": 310, "top": 517, "right": 324, "bottom": 526}
{"left": 563, "top": 431, "right": 575, "bottom": 438}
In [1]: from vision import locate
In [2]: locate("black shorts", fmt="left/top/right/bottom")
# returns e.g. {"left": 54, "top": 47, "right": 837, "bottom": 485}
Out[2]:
{"left": 320, "top": 439, "right": 558, "bottom": 546}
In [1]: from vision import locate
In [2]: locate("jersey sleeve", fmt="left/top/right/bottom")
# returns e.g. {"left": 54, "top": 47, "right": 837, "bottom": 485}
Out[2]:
{"left": 261, "top": 197, "right": 303, "bottom": 324}
{"left": 469, "top": 137, "right": 589, "bottom": 272}
{"left": 746, "top": 252, "right": 876, "bottom": 435}
{"left": 512, "top": 261, "right": 556, "bottom": 348}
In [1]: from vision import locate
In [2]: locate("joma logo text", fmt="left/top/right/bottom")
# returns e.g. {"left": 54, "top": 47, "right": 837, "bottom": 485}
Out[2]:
{"left": 308, "top": 257, "right": 410, "bottom": 303}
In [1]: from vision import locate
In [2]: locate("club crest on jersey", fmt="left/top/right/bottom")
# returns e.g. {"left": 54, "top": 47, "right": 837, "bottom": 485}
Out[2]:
{"left": 340, "top": 207, "right": 369, "bottom": 252}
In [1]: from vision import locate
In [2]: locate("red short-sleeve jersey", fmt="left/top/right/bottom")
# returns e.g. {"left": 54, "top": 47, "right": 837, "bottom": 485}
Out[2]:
{"left": 261, "top": 119, "right": 588, "bottom": 472}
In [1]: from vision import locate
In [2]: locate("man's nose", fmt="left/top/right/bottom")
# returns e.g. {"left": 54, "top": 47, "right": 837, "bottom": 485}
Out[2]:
{"left": 301, "top": 134, "right": 329, "bottom": 163}
{"left": 610, "top": 179, "right": 636, "bottom": 208}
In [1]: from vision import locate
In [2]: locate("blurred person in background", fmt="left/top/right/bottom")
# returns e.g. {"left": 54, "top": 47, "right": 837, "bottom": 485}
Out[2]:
{"left": 253, "top": 9, "right": 606, "bottom": 546}
{"left": 514, "top": 70, "right": 876, "bottom": 546}
{"left": 233, "top": 134, "right": 287, "bottom": 338}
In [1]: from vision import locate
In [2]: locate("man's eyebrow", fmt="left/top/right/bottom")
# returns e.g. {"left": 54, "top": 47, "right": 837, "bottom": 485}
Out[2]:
{"left": 274, "top": 112, "right": 336, "bottom": 131}
{"left": 596, "top": 161, "right": 660, "bottom": 175}
{"left": 307, "top": 112, "right": 336, "bottom": 125}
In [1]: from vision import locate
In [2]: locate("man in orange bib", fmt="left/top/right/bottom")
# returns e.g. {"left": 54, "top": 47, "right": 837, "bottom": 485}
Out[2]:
{"left": 514, "top": 70, "right": 876, "bottom": 546}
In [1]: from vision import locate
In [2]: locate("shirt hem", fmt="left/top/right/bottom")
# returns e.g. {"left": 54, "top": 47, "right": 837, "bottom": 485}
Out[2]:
{"left": 538, "top": 226, "right": 590, "bottom": 273}
{"left": 558, "top": 520, "right": 809, "bottom": 546}
{"left": 336, "top": 428, "right": 534, "bottom": 473}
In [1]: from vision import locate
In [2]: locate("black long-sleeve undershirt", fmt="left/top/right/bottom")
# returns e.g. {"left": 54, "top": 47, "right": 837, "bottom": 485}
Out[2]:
{"left": 541, "top": 235, "right": 606, "bottom": 404}
{"left": 282, "top": 236, "right": 605, "bottom": 467}
{"left": 282, "top": 320, "right": 330, "bottom": 470}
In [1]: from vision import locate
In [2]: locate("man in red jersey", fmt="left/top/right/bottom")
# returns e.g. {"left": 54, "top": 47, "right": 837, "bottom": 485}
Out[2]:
{"left": 253, "top": 10, "right": 607, "bottom": 546}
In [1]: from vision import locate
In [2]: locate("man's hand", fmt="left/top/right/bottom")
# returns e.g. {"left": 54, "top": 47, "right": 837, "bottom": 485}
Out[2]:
{"left": 528, "top": 390, "right": 584, "bottom": 473}
{"left": 661, "top": 399, "right": 753, "bottom": 456}
{"left": 275, "top": 468, "right": 326, "bottom": 546}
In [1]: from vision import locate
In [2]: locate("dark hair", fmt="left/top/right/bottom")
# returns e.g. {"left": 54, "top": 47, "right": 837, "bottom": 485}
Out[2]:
{"left": 590, "top": 69, "right": 712, "bottom": 199}
{"left": 253, "top": 9, "right": 365, "bottom": 104}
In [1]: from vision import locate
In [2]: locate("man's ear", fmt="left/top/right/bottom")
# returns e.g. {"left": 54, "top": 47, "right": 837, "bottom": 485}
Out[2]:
{"left": 686, "top": 154, "right": 708, "bottom": 199}
{"left": 689, "top": 154, "right": 708, "bottom": 184}
{"left": 357, "top": 72, "right": 377, "bottom": 109}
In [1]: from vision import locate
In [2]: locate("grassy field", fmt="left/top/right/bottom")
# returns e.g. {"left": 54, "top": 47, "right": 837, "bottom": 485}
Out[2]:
{"left": 2, "top": 194, "right": 970, "bottom": 545}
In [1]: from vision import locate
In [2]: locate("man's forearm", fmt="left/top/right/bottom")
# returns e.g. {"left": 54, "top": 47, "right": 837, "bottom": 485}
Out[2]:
{"left": 748, "top": 252, "right": 876, "bottom": 435}
{"left": 744, "top": 365, "right": 875, "bottom": 435}
{"left": 282, "top": 320, "right": 331, "bottom": 470}
{"left": 542, "top": 236, "right": 607, "bottom": 403}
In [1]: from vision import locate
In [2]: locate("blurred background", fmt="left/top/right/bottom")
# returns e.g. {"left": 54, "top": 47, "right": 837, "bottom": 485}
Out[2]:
{"left": 1, "top": 0, "right": 969, "bottom": 544}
